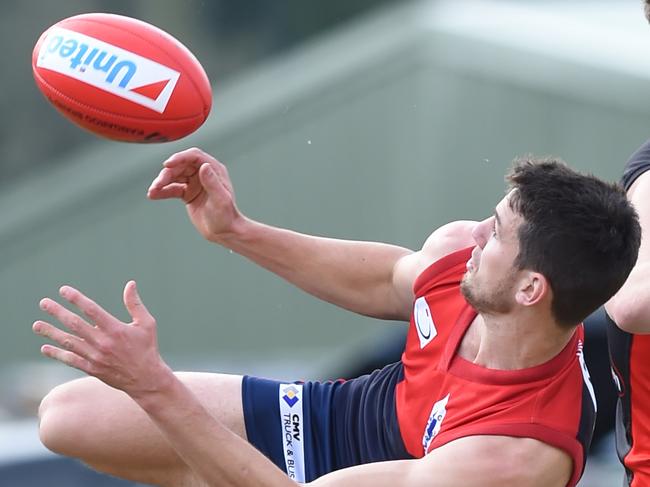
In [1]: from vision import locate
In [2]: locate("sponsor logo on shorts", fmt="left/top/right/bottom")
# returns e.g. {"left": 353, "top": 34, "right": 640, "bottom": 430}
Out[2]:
{"left": 422, "top": 393, "right": 450, "bottom": 455}
{"left": 279, "top": 383, "right": 305, "bottom": 482}
{"left": 36, "top": 27, "right": 180, "bottom": 113}
{"left": 282, "top": 385, "right": 300, "bottom": 408}
{"left": 414, "top": 297, "right": 437, "bottom": 349}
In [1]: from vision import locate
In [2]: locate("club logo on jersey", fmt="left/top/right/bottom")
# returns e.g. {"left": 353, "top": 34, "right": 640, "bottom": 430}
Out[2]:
{"left": 36, "top": 27, "right": 180, "bottom": 113}
{"left": 281, "top": 385, "right": 301, "bottom": 407}
{"left": 279, "top": 383, "right": 305, "bottom": 482}
{"left": 422, "top": 393, "right": 450, "bottom": 455}
{"left": 414, "top": 297, "right": 437, "bottom": 349}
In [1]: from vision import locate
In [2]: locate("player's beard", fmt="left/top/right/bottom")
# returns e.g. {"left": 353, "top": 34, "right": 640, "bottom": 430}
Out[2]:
{"left": 460, "top": 268, "right": 517, "bottom": 315}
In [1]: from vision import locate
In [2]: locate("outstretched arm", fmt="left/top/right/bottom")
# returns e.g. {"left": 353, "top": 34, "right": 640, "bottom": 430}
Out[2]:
{"left": 147, "top": 148, "right": 474, "bottom": 321}
{"left": 33, "top": 283, "right": 569, "bottom": 487}
{"left": 148, "top": 148, "right": 415, "bottom": 320}
{"left": 606, "top": 142, "right": 650, "bottom": 333}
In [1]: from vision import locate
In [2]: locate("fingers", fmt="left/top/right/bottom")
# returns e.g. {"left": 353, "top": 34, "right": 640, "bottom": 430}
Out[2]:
{"left": 163, "top": 147, "right": 217, "bottom": 169}
{"left": 147, "top": 163, "right": 203, "bottom": 200}
{"left": 39, "top": 296, "right": 97, "bottom": 341}
{"left": 149, "top": 166, "right": 194, "bottom": 189}
{"left": 58, "top": 285, "right": 116, "bottom": 329}
{"left": 198, "top": 162, "right": 221, "bottom": 195}
{"left": 149, "top": 148, "right": 223, "bottom": 188}
{"left": 33, "top": 320, "right": 94, "bottom": 358}
{"left": 147, "top": 182, "right": 187, "bottom": 200}
{"left": 40, "top": 344, "right": 93, "bottom": 374}
{"left": 123, "top": 281, "right": 155, "bottom": 325}
{"left": 35, "top": 285, "right": 164, "bottom": 392}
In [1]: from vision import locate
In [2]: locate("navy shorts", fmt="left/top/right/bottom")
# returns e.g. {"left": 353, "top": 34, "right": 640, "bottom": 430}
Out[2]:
{"left": 241, "top": 362, "right": 412, "bottom": 482}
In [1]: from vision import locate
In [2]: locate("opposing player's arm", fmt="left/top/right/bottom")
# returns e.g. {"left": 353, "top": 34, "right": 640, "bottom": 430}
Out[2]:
{"left": 310, "top": 436, "right": 572, "bottom": 487}
{"left": 606, "top": 171, "right": 650, "bottom": 334}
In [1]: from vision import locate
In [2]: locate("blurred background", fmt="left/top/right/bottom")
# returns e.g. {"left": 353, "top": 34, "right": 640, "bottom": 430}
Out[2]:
{"left": 1, "top": 0, "right": 650, "bottom": 485}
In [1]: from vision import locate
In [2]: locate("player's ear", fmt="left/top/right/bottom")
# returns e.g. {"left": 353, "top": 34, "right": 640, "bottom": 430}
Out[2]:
{"left": 515, "top": 271, "right": 548, "bottom": 307}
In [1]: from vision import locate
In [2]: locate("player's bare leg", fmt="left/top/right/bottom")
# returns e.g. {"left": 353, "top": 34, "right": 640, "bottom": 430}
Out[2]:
{"left": 38, "top": 371, "right": 246, "bottom": 487}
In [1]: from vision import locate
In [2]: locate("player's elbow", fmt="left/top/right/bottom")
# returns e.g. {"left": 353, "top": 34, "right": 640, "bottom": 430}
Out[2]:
{"left": 607, "top": 295, "right": 649, "bottom": 334}
{"left": 606, "top": 261, "right": 650, "bottom": 333}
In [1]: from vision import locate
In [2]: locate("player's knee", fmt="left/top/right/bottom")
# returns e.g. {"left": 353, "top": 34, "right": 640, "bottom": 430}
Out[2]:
{"left": 38, "top": 377, "right": 93, "bottom": 455}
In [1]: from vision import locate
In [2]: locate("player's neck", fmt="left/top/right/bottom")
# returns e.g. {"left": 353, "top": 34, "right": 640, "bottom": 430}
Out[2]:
{"left": 459, "top": 311, "right": 576, "bottom": 370}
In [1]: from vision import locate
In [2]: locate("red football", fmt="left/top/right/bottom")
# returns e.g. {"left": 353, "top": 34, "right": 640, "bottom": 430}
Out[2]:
{"left": 32, "top": 13, "right": 212, "bottom": 143}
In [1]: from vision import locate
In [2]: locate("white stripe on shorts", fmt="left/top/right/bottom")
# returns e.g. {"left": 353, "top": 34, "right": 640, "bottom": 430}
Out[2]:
{"left": 278, "top": 383, "right": 306, "bottom": 482}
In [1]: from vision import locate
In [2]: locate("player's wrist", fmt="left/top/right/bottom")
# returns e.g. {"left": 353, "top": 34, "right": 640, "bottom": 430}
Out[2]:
{"left": 209, "top": 214, "right": 255, "bottom": 247}
{"left": 128, "top": 361, "right": 177, "bottom": 410}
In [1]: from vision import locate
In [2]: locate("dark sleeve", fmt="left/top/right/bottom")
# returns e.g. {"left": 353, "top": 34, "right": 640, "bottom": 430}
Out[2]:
{"left": 622, "top": 139, "right": 650, "bottom": 191}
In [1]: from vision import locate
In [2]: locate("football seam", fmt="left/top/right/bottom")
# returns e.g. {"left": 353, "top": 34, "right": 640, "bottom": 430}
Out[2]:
{"left": 62, "top": 16, "right": 211, "bottom": 112}
{"left": 34, "top": 69, "right": 205, "bottom": 123}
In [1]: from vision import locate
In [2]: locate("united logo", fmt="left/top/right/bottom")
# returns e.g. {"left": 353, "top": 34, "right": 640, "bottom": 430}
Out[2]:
{"left": 36, "top": 27, "right": 180, "bottom": 113}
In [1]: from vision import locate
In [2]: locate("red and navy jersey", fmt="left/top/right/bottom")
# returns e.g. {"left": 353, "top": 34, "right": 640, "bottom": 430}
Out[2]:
{"left": 395, "top": 247, "right": 596, "bottom": 487}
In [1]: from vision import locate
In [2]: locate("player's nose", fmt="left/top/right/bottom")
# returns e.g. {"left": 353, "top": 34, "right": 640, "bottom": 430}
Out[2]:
{"left": 472, "top": 217, "right": 491, "bottom": 248}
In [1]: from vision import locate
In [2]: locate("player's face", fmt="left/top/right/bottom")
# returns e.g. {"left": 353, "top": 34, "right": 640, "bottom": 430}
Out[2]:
{"left": 460, "top": 191, "right": 522, "bottom": 314}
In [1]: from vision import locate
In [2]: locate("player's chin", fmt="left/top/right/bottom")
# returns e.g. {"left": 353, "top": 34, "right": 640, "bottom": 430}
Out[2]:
{"left": 460, "top": 271, "right": 472, "bottom": 290}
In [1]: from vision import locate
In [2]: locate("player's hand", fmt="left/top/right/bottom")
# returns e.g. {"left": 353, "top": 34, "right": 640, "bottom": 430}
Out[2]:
{"left": 147, "top": 147, "right": 242, "bottom": 242}
{"left": 33, "top": 281, "right": 173, "bottom": 399}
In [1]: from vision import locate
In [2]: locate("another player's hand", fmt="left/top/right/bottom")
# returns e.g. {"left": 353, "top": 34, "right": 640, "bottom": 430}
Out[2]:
{"left": 147, "top": 147, "right": 242, "bottom": 242}
{"left": 33, "top": 281, "right": 173, "bottom": 399}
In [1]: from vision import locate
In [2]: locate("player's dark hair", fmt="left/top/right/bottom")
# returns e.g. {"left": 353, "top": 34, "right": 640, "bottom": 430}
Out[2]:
{"left": 506, "top": 157, "right": 641, "bottom": 327}
{"left": 645, "top": 0, "right": 650, "bottom": 24}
